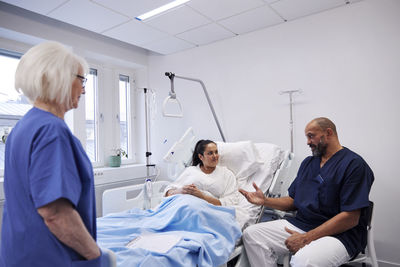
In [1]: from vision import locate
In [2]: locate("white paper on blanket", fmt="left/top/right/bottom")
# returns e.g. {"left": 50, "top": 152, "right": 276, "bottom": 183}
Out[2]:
{"left": 126, "top": 233, "right": 182, "bottom": 253}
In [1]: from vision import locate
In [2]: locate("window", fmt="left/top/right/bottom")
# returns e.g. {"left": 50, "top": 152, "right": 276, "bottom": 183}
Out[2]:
{"left": 85, "top": 68, "right": 99, "bottom": 162}
{"left": 0, "top": 50, "right": 31, "bottom": 170}
{"left": 0, "top": 46, "right": 139, "bottom": 171}
{"left": 119, "top": 75, "right": 130, "bottom": 159}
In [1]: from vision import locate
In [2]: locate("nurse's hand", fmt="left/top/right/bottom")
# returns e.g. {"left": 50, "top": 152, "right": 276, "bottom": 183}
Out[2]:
{"left": 284, "top": 227, "right": 310, "bottom": 253}
{"left": 239, "top": 182, "right": 265, "bottom": 206}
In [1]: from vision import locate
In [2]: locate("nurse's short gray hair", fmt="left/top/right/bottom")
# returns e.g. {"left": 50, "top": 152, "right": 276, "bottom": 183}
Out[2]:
{"left": 15, "top": 41, "right": 88, "bottom": 108}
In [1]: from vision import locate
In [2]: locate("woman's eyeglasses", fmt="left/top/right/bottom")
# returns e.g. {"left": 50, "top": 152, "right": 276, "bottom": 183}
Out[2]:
{"left": 76, "top": 74, "right": 87, "bottom": 88}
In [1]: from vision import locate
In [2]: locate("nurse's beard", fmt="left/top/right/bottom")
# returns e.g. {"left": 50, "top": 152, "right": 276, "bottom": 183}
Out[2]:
{"left": 311, "top": 139, "right": 327, "bottom": 157}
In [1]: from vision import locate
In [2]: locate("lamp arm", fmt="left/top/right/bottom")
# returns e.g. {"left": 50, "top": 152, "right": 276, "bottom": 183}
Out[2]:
{"left": 173, "top": 74, "right": 226, "bottom": 142}
{"left": 165, "top": 72, "right": 176, "bottom": 98}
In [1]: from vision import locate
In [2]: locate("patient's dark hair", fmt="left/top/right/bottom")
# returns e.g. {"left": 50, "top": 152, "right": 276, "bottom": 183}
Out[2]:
{"left": 192, "top": 140, "right": 216, "bottom": 166}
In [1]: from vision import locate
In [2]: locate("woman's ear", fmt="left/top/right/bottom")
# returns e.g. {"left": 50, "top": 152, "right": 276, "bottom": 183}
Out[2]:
{"left": 198, "top": 153, "right": 204, "bottom": 162}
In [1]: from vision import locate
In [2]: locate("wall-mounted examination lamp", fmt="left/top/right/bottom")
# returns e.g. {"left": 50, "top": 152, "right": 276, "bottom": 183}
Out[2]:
{"left": 163, "top": 72, "right": 226, "bottom": 142}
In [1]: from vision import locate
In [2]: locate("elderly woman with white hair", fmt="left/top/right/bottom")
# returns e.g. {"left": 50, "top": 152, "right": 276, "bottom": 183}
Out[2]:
{"left": 0, "top": 42, "right": 112, "bottom": 266}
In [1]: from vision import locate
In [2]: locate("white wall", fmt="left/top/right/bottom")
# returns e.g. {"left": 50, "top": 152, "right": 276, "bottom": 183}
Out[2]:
{"left": 148, "top": 0, "right": 400, "bottom": 265}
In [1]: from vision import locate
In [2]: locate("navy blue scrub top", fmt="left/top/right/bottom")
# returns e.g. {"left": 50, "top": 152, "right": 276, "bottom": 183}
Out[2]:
{"left": 0, "top": 107, "right": 98, "bottom": 267}
{"left": 287, "top": 147, "right": 374, "bottom": 258}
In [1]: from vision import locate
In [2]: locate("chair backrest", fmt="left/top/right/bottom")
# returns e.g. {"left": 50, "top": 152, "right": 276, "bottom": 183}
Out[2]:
{"left": 366, "top": 201, "right": 374, "bottom": 229}
{"left": 359, "top": 200, "right": 373, "bottom": 255}
{"left": 346, "top": 200, "right": 378, "bottom": 267}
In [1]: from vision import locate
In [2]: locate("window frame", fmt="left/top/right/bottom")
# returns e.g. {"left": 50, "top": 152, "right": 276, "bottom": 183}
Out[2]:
{"left": 0, "top": 44, "right": 140, "bottom": 172}
{"left": 0, "top": 48, "right": 26, "bottom": 175}
{"left": 114, "top": 68, "right": 136, "bottom": 165}
{"left": 84, "top": 67, "right": 102, "bottom": 166}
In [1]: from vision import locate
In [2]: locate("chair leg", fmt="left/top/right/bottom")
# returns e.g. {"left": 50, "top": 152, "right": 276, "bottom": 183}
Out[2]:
{"left": 367, "top": 228, "right": 379, "bottom": 267}
{"left": 282, "top": 254, "right": 291, "bottom": 267}
{"left": 234, "top": 247, "right": 251, "bottom": 267}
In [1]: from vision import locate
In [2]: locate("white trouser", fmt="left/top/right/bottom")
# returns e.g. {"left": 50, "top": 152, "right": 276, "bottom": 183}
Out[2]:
{"left": 242, "top": 219, "right": 350, "bottom": 267}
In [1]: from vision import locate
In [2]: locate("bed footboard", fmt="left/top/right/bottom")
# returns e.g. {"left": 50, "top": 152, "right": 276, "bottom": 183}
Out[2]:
{"left": 102, "top": 180, "right": 170, "bottom": 216}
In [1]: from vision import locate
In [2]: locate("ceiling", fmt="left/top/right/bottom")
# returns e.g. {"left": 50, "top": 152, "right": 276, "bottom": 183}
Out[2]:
{"left": 1, "top": 0, "right": 362, "bottom": 55}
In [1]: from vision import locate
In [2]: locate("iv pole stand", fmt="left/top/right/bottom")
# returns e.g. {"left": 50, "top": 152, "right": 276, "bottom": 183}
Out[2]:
{"left": 143, "top": 88, "right": 155, "bottom": 180}
{"left": 279, "top": 90, "right": 301, "bottom": 153}
{"left": 165, "top": 72, "right": 226, "bottom": 142}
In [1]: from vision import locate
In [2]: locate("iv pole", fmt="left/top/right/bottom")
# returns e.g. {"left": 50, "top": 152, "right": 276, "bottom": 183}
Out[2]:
{"left": 164, "top": 72, "right": 226, "bottom": 142}
{"left": 279, "top": 90, "right": 301, "bottom": 153}
{"left": 143, "top": 88, "right": 155, "bottom": 180}
{"left": 140, "top": 88, "right": 156, "bottom": 210}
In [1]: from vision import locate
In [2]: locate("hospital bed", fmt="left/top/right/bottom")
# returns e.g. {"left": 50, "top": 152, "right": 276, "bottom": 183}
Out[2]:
{"left": 98, "top": 132, "right": 295, "bottom": 267}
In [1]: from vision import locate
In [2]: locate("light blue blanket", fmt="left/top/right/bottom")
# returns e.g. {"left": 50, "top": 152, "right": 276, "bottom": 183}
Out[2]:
{"left": 97, "top": 194, "right": 242, "bottom": 267}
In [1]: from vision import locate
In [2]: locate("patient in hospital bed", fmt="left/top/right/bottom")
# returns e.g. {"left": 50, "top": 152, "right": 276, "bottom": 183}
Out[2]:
{"left": 97, "top": 138, "right": 243, "bottom": 267}
{"left": 164, "top": 139, "right": 251, "bottom": 228}
{"left": 97, "top": 139, "right": 285, "bottom": 266}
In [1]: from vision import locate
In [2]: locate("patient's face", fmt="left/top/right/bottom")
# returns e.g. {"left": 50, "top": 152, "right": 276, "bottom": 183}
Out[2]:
{"left": 199, "top": 143, "right": 219, "bottom": 168}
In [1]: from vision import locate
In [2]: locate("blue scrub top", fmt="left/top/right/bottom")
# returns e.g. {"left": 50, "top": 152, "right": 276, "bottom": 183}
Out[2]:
{"left": 287, "top": 147, "right": 374, "bottom": 258}
{"left": 0, "top": 107, "right": 99, "bottom": 267}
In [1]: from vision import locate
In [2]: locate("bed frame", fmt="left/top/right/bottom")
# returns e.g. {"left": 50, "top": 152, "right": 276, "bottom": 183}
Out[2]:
{"left": 101, "top": 150, "right": 295, "bottom": 267}
{"left": 225, "top": 150, "right": 295, "bottom": 267}
{"left": 102, "top": 180, "right": 170, "bottom": 215}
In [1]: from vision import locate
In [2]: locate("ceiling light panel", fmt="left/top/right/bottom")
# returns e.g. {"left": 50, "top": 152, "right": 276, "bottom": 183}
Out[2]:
{"left": 48, "top": 0, "right": 129, "bottom": 33}
{"left": 187, "top": 0, "right": 266, "bottom": 21}
{"left": 0, "top": 0, "right": 67, "bottom": 15}
{"left": 136, "top": 0, "right": 191, "bottom": 21}
{"left": 219, "top": 5, "right": 284, "bottom": 35}
{"left": 144, "top": 5, "right": 210, "bottom": 35}
{"left": 92, "top": 0, "right": 173, "bottom": 18}
{"left": 102, "top": 19, "right": 169, "bottom": 46}
{"left": 270, "top": 0, "right": 346, "bottom": 21}
{"left": 176, "top": 23, "right": 235, "bottom": 46}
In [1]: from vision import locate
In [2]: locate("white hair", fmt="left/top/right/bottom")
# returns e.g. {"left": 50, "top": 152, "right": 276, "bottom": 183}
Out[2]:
{"left": 15, "top": 41, "right": 89, "bottom": 108}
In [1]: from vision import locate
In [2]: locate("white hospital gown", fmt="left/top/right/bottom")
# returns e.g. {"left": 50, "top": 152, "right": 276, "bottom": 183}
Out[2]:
{"left": 164, "top": 165, "right": 250, "bottom": 228}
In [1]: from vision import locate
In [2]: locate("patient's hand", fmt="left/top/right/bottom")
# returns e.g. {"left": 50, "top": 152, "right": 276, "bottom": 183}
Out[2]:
{"left": 165, "top": 188, "right": 182, "bottom": 196}
{"left": 239, "top": 182, "right": 265, "bottom": 206}
{"left": 181, "top": 184, "right": 204, "bottom": 199}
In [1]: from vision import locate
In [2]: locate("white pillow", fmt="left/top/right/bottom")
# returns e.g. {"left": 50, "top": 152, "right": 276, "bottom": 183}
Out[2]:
{"left": 216, "top": 141, "right": 263, "bottom": 183}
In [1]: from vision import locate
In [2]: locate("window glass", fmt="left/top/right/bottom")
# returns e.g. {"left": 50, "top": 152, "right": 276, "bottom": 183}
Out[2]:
{"left": 85, "top": 68, "right": 99, "bottom": 162}
{"left": 0, "top": 51, "right": 31, "bottom": 169}
{"left": 119, "top": 75, "right": 130, "bottom": 158}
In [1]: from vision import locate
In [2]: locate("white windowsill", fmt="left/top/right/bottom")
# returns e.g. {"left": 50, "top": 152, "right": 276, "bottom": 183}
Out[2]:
{"left": 93, "top": 163, "right": 155, "bottom": 185}
{"left": 0, "top": 163, "right": 156, "bottom": 200}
